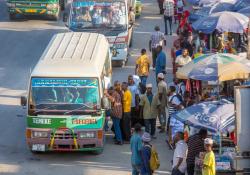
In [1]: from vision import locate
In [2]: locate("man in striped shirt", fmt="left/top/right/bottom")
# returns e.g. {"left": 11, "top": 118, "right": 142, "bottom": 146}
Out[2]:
{"left": 186, "top": 129, "right": 208, "bottom": 175}
{"left": 149, "top": 26, "right": 166, "bottom": 69}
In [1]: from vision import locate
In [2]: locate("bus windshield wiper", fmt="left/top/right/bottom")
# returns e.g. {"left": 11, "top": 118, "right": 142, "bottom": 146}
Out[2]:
{"left": 33, "top": 104, "right": 58, "bottom": 114}
{"left": 64, "top": 103, "right": 96, "bottom": 115}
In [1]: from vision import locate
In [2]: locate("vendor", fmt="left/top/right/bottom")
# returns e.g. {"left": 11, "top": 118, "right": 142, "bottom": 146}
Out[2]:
{"left": 202, "top": 138, "right": 215, "bottom": 175}
{"left": 187, "top": 129, "right": 208, "bottom": 175}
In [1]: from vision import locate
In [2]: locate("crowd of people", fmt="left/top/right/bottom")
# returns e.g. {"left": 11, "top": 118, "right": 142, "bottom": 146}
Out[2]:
{"left": 101, "top": 0, "right": 220, "bottom": 175}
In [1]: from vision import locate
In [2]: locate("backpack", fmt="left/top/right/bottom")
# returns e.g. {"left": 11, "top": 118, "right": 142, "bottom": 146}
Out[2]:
{"left": 145, "top": 144, "right": 160, "bottom": 171}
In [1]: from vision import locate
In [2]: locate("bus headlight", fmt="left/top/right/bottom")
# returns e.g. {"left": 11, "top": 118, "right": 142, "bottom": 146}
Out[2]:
{"left": 79, "top": 132, "right": 95, "bottom": 139}
{"left": 46, "top": 3, "right": 58, "bottom": 10}
{"left": 32, "top": 131, "right": 48, "bottom": 138}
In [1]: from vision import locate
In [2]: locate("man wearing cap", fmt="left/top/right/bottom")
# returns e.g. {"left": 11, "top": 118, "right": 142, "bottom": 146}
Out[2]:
{"left": 202, "top": 138, "right": 215, "bottom": 175}
{"left": 157, "top": 73, "right": 168, "bottom": 133}
{"left": 141, "top": 132, "right": 152, "bottom": 175}
{"left": 140, "top": 84, "right": 161, "bottom": 138}
{"left": 172, "top": 132, "right": 188, "bottom": 175}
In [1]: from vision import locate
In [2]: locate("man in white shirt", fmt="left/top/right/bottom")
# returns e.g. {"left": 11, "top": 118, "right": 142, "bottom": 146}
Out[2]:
{"left": 175, "top": 49, "right": 192, "bottom": 70}
{"left": 128, "top": 75, "right": 140, "bottom": 127}
{"left": 172, "top": 132, "right": 188, "bottom": 175}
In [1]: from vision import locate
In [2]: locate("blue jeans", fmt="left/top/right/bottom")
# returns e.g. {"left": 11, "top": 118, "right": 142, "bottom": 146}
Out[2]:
{"left": 140, "top": 76, "right": 147, "bottom": 86}
{"left": 112, "top": 117, "right": 122, "bottom": 142}
{"left": 132, "top": 164, "right": 141, "bottom": 175}
{"left": 164, "top": 15, "right": 173, "bottom": 35}
{"left": 105, "top": 110, "right": 111, "bottom": 131}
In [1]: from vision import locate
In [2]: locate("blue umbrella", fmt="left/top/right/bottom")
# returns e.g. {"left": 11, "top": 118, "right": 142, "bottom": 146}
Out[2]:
{"left": 237, "top": 6, "right": 250, "bottom": 17}
{"left": 233, "top": 0, "right": 250, "bottom": 11}
{"left": 171, "top": 99, "right": 235, "bottom": 133}
{"left": 192, "top": 11, "right": 249, "bottom": 33}
{"left": 187, "top": 0, "right": 200, "bottom": 5}
{"left": 189, "top": 2, "right": 234, "bottom": 22}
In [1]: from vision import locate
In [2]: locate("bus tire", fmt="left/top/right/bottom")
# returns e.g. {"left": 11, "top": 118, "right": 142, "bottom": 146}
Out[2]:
{"left": 9, "top": 13, "right": 16, "bottom": 20}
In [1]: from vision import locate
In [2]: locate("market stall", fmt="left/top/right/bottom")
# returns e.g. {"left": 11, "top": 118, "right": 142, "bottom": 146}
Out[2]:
{"left": 174, "top": 53, "right": 250, "bottom": 174}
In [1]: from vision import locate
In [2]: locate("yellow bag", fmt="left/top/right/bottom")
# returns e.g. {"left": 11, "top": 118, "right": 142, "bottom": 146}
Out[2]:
{"left": 150, "top": 146, "right": 160, "bottom": 171}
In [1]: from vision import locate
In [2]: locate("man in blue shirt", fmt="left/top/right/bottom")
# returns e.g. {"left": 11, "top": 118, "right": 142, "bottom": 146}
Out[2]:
{"left": 155, "top": 45, "right": 166, "bottom": 81}
{"left": 130, "top": 123, "right": 143, "bottom": 175}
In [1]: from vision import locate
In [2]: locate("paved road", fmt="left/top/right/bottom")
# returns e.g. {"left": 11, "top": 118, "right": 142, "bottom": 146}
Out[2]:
{"left": 0, "top": 0, "right": 179, "bottom": 174}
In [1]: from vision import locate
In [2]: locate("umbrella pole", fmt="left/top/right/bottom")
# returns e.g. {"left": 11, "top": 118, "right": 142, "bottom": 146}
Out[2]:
{"left": 210, "top": 34, "right": 213, "bottom": 52}
{"left": 219, "top": 132, "right": 222, "bottom": 155}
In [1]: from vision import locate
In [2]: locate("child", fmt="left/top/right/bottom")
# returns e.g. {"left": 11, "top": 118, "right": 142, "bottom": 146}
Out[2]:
{"left": 202, "top": 138, "right": 215, "bottom": 175}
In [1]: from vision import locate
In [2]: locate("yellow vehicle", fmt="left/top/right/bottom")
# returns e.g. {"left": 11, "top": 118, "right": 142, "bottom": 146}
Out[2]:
{"left": 128, "top": 0, "right": 142, "bottom": 18}
{"left": 135, "top": 0, "right": 142, "bottom": 18}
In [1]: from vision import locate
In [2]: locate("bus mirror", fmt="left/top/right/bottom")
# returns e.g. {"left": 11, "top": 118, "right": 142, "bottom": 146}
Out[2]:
{"left": 20, "top": 96, "right": 27, "bottom": 106}
{"left": 63, "top": 12, "right": 68, "bottom": 23}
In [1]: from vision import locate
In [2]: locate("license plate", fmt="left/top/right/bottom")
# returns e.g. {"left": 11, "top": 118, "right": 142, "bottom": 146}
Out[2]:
{"left": 32, "top": 144, "right": 45, "bottom": 152}
{"left": 25, "top": 9, "right": 37, "bottom": 13}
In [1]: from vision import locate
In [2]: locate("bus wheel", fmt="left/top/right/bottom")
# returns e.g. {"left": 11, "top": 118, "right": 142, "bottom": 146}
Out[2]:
{"left": 9, "top": 13, "right": 16, "bottom": 20}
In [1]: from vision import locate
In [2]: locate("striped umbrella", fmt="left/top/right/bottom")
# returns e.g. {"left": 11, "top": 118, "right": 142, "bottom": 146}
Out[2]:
{"left": 176, "top": 53, "right": 250, "bottom": 81}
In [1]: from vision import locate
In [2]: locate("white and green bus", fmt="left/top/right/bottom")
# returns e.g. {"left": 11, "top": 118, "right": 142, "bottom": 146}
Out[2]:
{"left": 21, "top": 32, "right": 112, "bottom": 153}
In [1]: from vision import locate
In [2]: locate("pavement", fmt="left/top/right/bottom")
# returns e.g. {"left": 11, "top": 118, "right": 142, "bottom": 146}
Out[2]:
{"left": 0, "top": 0, "right": 180, "bottom": 174}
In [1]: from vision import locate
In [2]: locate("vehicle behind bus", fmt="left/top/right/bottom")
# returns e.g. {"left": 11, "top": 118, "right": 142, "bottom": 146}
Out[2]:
{"left": 21, "top": 32, "right": 111, "bottom": 154}
{"left": 6, "top": 0, "right": 66, "bottom": 20}
{"left": 63, "top": 0, "right": 134, "bottom": 67}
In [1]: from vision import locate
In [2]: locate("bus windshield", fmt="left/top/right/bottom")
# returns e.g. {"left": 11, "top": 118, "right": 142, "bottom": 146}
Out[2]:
{"left": 69, "top": 1, "right": 127, "bottom": 31}
{"left": 29, "top": 78, "right": 100, "bottom": 115}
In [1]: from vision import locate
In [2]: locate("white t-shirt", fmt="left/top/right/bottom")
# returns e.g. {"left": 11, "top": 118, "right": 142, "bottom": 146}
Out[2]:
{"left": 173, "top": 140, "right": 188, "bottom": 173}
{"left": 175, "top": 55, "right": 192, "bottom": 66}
